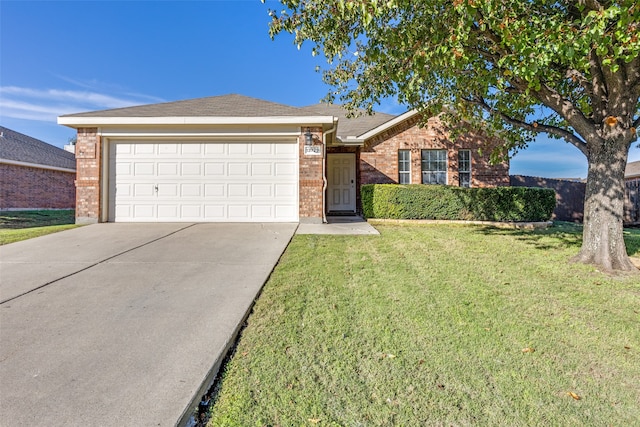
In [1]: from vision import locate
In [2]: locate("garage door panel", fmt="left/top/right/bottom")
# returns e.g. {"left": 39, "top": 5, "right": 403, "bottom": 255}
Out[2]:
{"left": 204, "top": 205, "right": 225, "bottom": 219}
{"left": 229, "top": 144, "right": 249, "bottom": 155}
{"left": 275, "top": 163, "right": 296, "bottom": 176}
{"left": 228, "top": 205, "right": 249, "bottom": 218}
{"left": 134, "top": 163, "right": 154, "bottom": 175}
{"left": 134, "top": 144, "right": 154, "bottom": 155}
{"left": 251, "top": 205, "right": 273, "bottom": 218}
{"left": 133, "top": 205, "right": 155, "bottom": 218}
{"left": 228, "top": 184, "right": 248, "bottom": 197}
{"left": 275, "top": 183, "right": 295, "bottom": 197}
{"left": 205, "top": 163, "right": 224, "bottom": 176}
{"left": 251, "top": 184, "right": 272, "bottom": 197}
{"left": 158, "top": 144, "right": 178, "bottom": 154}
{"left": 228, "top": 163, "right": 248, "bottom": 176}
{"left": 181, "top": 163, "right": 201, "bottom": 175}
{"left": 251, "top": 144, "right": 273, "bottom": 155}
{"left": 134, "top": 183, "right": 155, "bottom": 197}
{"left": 204, "top": 144, "right": 224, "bottom": 155}
{"left": 276, "top": 143, "right": 297, "bottom": 156}
{"left": 157, "top": 184, "right": 178, "bottom": 197}
{"left": 110, "top": 141, "right": 298, "bottom": 222}
{"left": 181, "top": 144, "right": 202, "bottom": 155}
{"left": 157, "top": 205, "right": 178, "bottom": 219}
{"left": 181, "top": 184, "right": 201, "bottom": 197}
{"left": 158, "top": 162, "right": 178, "bottom": 176}
{"left": 204, "top": 184, "right": 225, "bottom": 197}
{"left": 251, "top": 163, "right": 272, "bottom": 175}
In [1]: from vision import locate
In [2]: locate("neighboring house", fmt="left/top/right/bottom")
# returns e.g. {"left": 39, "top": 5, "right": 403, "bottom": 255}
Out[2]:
{"left": 625, "top": 160, "right": 640, "bottom": 225}
{"left": 57, "top": 94, "right": 509, "bottom": 224}
{"left": 0, "top": 126, "right": 76, "bottom": 210}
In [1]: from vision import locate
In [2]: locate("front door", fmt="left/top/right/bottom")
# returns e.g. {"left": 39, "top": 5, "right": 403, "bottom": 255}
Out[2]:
{"left": 327, "top": 153, "right": 356, "bottom": 212}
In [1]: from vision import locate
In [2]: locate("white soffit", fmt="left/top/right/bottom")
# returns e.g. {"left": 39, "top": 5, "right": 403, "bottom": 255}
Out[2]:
{"left": 57, "top": 115, "right": 336, "bottom": 127}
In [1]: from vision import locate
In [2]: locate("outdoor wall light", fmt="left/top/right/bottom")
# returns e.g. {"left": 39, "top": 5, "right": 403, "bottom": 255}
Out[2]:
{"left": 304, "top": 128, "right": 314, "bottom": 145}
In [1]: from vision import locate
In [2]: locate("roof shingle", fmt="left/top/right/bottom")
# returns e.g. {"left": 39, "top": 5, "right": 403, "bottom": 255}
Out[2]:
{"left": 59, "top": 94, "right": 306, "bottom": 118}
{"left": 298, "top": 103, "right": 396, "bottom": 138}
{"left": 59, "top": 94, "right": 400, "bottom": 140}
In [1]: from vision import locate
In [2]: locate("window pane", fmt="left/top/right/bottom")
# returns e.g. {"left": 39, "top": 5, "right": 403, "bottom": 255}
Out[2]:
{"left": 458, "top": 150, "right": 471, "bottom": 187}
{"left": 421, "top": 150, "right": 447, "bottom": 185}
{"left": 398, "top": 150, "right": 410, "bottom": 184}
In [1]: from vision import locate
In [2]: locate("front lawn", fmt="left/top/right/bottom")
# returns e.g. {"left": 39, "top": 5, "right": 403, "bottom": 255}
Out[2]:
{"left": 0, "top": 210, "right": 78, "bottom": 245}
{"left": 208, "top": 223, "right": 640, "bottom": 426}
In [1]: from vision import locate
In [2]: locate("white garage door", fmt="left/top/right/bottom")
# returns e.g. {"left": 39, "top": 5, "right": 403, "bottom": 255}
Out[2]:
{"left": 108, "top": 141, "right": 298, "bottom": 222}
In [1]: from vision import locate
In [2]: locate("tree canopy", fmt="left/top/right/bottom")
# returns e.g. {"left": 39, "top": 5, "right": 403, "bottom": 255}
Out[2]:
{"left": 269, "top": 0, "right": 640, "bottom": 272}
{"left": 269, "top": 0, "right": 639, "bottom": 157}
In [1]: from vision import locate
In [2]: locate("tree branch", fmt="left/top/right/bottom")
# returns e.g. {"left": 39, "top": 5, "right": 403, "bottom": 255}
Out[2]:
{"left": 577, "top": 0, "right": 605, "bottom": 12}
{"left": 532, "top": 83, "right": 598, "bottom": 144}
{"left": 633, "top": 116, "right": 640, "bottom": 129}
{"left": 468, "top": 95, "right": 589, "bottom": 156}
{"left": 566, "top": 68, "right": 594, "bottom": 97}
{"left": 588, "top": 49, "right": 609, "bottom": 122}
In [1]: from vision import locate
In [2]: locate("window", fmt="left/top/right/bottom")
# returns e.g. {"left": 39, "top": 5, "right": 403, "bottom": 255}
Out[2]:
{"left": 458, "top": 150, "right": 471, "bottom": 187}
{"left": 398, "top": 150, "right": 411, "bottom": 184}
{"left": 421, "top": 150, "right": 447, "bottom": 185}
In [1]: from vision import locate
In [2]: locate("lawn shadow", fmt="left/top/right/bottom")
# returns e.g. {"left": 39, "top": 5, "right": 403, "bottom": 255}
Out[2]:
{"left": 471, "top": 221, "right": 640, "bottom": 257}
{"left": 0, "top": 210, "right": 75, "bottom": 229}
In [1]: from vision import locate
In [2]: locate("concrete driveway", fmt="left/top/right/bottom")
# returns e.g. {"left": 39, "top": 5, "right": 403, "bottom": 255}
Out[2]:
{"left": 0, "top": 223, "right": 296, "bottom": 426}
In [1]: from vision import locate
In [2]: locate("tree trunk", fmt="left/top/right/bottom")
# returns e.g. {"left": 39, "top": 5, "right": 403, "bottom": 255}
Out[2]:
{"left": 573, "top": 137, "right": 638, "bottom": 273}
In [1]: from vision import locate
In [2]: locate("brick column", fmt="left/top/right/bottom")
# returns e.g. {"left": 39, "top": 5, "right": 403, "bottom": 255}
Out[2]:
{"left": 75, "top": 128, "right": 101, "bottom": 224}
{"left": 298, "top": 127, "right": 324, "bottom": 223}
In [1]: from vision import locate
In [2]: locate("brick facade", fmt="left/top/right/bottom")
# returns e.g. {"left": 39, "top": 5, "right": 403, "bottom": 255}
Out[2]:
{"left": 360, "top": 116, "right": 509, "bottom": 188}
{"left": 71, "top": 119, "right": 509, "bottom": 224}
{"left": 298, "top": 127, "right": 324, "bottom": 222}
{"left": 75, "top": 128, "right": 101, "bottom": 224}
{"left": 0, "top": 163, "right": 75, "bottom": 209}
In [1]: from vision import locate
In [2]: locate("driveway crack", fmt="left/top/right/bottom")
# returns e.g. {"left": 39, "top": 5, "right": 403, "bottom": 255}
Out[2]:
{"left": 0, "top": 223, "right": 197, "bottom": 305}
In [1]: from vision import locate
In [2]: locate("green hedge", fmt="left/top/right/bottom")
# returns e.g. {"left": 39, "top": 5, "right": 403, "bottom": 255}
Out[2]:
{"left": 361, "top": 184, "right": 556, "bottom": 222}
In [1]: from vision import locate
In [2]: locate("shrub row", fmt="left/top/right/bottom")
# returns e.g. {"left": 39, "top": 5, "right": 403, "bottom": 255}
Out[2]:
{"left": 361, "top": 184, "right": 556, "bottom": 222}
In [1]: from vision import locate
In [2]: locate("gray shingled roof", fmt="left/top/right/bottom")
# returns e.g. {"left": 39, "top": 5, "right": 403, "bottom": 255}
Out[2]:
{"left": 0, "top": 126, "right": 76, "bottom": 170}
{"left": 59, "top": 94, "right": 306, "bottom": 118}
{"left": 626, "top": 160, "right": 640, "bottom": 178}
{"left": 298, "top": 103, "right": 397, "bottom": 138}
{"left": 59, "top": 94, "right": 400, "bottom": 139}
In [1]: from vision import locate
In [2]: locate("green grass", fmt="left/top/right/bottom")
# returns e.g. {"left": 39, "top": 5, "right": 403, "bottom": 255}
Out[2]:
{"left": 208, "top": 223, "right": 640, "bottom": 426}
{"left": 0, "top": 210, "right": 78, "bottom": 245}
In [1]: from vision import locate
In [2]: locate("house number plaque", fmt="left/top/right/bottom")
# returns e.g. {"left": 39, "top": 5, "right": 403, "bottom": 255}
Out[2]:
{"left": 304, "top": 146, "right": 322, "bottom": 156}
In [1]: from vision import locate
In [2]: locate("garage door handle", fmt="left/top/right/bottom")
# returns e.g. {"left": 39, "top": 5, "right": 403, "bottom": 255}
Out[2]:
{"left": 154, "top": 185, "right": 158, "bottom": 193}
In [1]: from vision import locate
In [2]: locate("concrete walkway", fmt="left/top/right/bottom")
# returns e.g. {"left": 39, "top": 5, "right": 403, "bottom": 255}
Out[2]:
{"left": 0, "top": 223, "right": 296, "bottom": 426}
{"left": 296, "top": 216, "right": 380, "bottom": 235}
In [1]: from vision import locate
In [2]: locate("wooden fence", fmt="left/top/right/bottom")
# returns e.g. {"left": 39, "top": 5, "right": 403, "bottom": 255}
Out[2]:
{"left": 511, "top": 175, "right": 640, "bottom": 225}
{"left": 625, "top": 178, "right": 640, "bottom": 225}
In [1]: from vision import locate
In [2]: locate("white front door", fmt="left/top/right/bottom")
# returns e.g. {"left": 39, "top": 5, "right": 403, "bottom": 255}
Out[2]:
{"left": 327, "top": 153, "right": 356, "bottom": 212}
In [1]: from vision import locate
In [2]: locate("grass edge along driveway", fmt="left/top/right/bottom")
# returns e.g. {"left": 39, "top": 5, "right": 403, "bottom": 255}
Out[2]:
{"left": 0, "top": 210, "right": 78, "bottom": 245}
{"left": 208, "top": 223, "right": 640, "bottom": 426}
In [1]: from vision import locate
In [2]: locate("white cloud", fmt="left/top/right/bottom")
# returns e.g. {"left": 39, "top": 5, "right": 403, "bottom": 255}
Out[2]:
{"left": 0, "top": 85, "right": 166, "bottom": 123}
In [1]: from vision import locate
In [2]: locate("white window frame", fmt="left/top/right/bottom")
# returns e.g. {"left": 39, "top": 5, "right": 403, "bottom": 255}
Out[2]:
{"left": 398, "top": 149, "right": 411, "bottom": 184}
{"left": 458, "top": 149, "right": 471, "bottom": 187}
{"left": 421, "top": 149, "right": 447, "bottom": 185}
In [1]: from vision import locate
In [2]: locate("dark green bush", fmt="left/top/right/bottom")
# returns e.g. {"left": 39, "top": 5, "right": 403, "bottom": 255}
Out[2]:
{"left": 361, "top": 184, "right": 556, "bottom": 222}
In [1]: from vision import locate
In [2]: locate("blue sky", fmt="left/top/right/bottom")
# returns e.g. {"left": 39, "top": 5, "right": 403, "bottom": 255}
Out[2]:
{"left": 1, "top": 0, "right": 638, "bottom": 178}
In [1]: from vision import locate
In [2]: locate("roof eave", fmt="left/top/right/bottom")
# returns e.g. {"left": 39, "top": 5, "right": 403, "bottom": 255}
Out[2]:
{"left": 356, "top": 109, "right": 420, "bottom": 140}
{"left": 335, "top": 137, "right": 365, "bottom": 146}
{"left": 57, "top": 115, "right": 337, "bottom": 128}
